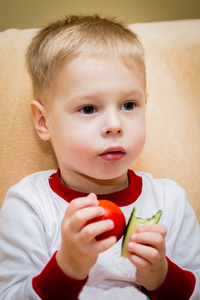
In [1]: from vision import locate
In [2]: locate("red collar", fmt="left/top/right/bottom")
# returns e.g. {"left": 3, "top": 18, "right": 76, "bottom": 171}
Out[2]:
{"left": 49, "top": 169, "right": 142, "bottom": 207}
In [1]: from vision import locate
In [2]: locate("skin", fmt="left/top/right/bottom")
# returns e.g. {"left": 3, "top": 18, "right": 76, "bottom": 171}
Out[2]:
{"left": 31, "top": 54, "right": 168, "bottom": 291}
{"left": 128, "top": 224, "right": 168, "bottom": 291}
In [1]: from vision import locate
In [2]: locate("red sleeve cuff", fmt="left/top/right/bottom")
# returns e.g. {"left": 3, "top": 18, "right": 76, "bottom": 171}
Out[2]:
{"left": 32, "top": 252, "right": 87, "bottom": 300}
{"left": 140, "top": 257, "right": 196, "bottom": 300}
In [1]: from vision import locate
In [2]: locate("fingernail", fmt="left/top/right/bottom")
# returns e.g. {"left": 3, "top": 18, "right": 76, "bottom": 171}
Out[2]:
{"left": 99, "top": 207, "right": 105, "bottom": 215}
{"left": 107, "top": 219, "right": 114, "bottom": 228}
{"left": 127, "top": 242, "right": 134, "bottom": 250}
{"left": 88, "top": 193, "right": 98, "bottom": 203}
{"left": 131, "top": 234, "right": 137, "bottom": 241}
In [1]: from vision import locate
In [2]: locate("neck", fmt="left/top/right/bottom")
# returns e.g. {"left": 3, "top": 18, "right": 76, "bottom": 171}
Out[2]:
{"left": 60, "top": 169, "right": 129, "bottom": 194}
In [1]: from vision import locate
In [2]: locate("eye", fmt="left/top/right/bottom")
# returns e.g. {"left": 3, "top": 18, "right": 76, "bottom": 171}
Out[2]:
{"left": 79, "top": 106, "right": 97, "bottom": 114}
{"left": 121, "top": 101, "right": 136, "bottom": 111}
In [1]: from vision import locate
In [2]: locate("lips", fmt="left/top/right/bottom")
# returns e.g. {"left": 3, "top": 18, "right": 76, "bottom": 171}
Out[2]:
{"left": 99, "top": 146, "right": 126, "bottom": 162}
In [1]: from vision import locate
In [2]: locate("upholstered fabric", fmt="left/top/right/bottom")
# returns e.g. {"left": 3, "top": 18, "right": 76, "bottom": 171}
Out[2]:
{"left": 0, "top": 20, "right": 199, "bottom": 221}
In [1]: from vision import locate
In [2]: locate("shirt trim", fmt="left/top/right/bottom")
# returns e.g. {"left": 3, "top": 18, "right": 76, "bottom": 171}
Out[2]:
{"left": 32, "top": 251, "right": 87, "bottom": 300}
{"left": 49, "top": 169, "right": 142, "bottom": 206}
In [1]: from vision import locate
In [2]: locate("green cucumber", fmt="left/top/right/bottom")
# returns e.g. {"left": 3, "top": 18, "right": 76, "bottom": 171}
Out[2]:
{"left": 121, "top": 208, "right": 162, "bottom": 258}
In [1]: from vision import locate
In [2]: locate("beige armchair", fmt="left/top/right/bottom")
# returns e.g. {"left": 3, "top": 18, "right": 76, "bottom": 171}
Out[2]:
{"left": 0, "top": 19, "right": 200, "bottom": 222}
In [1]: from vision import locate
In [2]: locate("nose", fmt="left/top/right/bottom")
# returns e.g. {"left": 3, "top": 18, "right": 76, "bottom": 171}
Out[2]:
{"left": 102, "top": 110, "right": 124, "bottom": 137}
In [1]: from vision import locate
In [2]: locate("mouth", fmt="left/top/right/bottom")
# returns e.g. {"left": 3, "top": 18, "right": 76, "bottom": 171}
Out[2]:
{"left": 99, "top": 146, "right": 126, "bottom": 162}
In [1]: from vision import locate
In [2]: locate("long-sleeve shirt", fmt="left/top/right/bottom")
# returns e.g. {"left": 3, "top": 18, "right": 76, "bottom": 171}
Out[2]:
{"left": 0, "top": 169, "right": 199, "bottom": 299}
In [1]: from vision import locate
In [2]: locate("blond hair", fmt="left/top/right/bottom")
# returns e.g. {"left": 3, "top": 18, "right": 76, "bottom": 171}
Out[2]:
{"left": 26, "top": 14, "right": 145, "bottom": 102}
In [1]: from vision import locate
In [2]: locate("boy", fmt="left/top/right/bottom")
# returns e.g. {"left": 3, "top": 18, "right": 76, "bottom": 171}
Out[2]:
{"left": 0, "top": 15, "right": 200, "bottom": 300}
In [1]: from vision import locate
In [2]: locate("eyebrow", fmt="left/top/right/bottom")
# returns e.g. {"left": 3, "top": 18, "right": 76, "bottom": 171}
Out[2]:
{"left": 68, "top": 89, "right": 144, "bottom": 103}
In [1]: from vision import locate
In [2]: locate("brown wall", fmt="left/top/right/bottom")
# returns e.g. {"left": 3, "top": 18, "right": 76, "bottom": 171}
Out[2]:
{"left": 0, "top": 0, "right": 200, "bottom": 31}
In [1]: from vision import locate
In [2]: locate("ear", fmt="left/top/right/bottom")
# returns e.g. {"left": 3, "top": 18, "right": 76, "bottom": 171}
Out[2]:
{"left": 30, "top": 100, "right": 50, "bottom": 141}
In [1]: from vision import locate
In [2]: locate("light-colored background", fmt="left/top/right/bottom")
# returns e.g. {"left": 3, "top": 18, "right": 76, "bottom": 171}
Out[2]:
{"left": 0, "top": 0, "right": 200, "bottom": 31}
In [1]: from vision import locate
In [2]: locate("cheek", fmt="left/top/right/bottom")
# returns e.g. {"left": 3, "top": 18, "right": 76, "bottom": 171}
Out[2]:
{"left": 130, "top": 118, "right": 146, "bottom": 141}
{"left": 51, "top": 115, "right": 95, "bottom": 153}
{"left": 61, "top": 132, "right": 93, "bottom": 160}
{"left": 69, "top": 122, "right": 96, "bottom": 148}
{"left": 128, "top": 121, "right": 146, "bottom": 155}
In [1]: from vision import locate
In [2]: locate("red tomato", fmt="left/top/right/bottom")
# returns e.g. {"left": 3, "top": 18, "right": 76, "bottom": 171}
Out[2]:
{"left": 86, "top": 200, "right": 126, "bottom": 241}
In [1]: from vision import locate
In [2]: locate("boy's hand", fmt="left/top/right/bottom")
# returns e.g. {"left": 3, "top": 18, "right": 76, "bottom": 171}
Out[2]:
{"left": 56, "top": 193, "right": 117, "bottom": 281}
{"left": 127, "top": 224, "right": 168, "bottom": 292}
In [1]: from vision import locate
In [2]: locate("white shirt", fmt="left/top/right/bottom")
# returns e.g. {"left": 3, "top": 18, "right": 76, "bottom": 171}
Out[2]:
{"left": 0, "top": 170, "right": 199, "bottom": 299}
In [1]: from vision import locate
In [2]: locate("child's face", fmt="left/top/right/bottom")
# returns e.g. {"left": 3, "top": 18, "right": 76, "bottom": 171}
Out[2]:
{"left": 45, "top": 54, "right": 146, "bottom": 190}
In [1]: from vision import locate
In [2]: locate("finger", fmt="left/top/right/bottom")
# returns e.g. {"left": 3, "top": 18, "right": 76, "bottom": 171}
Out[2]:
{"left": 81, "top": 219, "right": 114, "bottom": 242}
{"left": 65, "top": 194, "right": 99, "bottom": 217}
{"left": 69, "top": 205, "right": 105, "bottom": 232}
{"left": 137, "top": 224, "right": 167, "bottom": 238}
{"left": 90, "top": 235, "right": 117, "bottom": 254}
{"left": 127, "top": 241, "right": 160, "bottom": 265}
{"left": 131, "top": 231, "right": 166, "bottom": 251}
{"left": 128, "top": 250, "right": 150, "bottom": 269}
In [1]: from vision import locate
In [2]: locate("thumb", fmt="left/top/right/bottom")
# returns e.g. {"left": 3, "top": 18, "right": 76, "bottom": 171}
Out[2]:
{"left": 87, "top": 193, "right": 98, "bottom": 200}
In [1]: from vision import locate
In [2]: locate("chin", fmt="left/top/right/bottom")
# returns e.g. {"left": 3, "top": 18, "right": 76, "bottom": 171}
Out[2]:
{"left": 92, "top": 168, "right": 128, "bottom": 181}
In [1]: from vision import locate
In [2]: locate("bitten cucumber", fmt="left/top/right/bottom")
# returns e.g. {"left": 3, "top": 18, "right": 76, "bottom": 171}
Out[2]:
{"left": 121, "top": 208, "right": 162, "bottom": 258}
